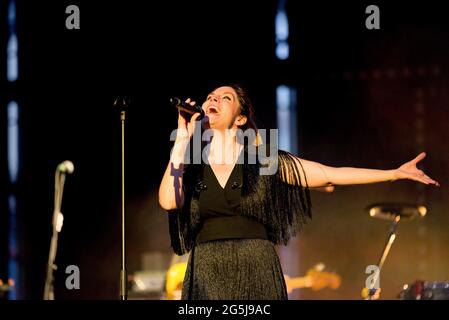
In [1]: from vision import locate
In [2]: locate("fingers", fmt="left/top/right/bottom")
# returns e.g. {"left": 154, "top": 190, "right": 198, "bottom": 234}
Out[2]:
{"left": 408, "top": 153, "right": 440, "bottom": 186}
{"left": 190, "top": 112, "right": 201, "bottom": 122}
{"left": 185, "top": 98, "right": 196, "bottom": 106}
{"left": 426, "top": 175, "right": 440, "bottom": 186}
{"left": 411, "top": 152, "right": 426, "bottom": 164}
{"left": 178, "top": 98, "right": 197, "bottom": 123}
{"left": 415, "top": 173, "right": 440, "bottom": 186}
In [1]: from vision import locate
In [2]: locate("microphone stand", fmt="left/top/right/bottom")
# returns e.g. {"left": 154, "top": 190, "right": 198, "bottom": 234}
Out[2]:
{"left": 362, "top": 203, "right": 426, "bottom": 300}
{"left": 364, "top": 215, "right": 401, "bottom": 300}
{"left": 44, "top": 166, "right": 69, "bottom": 300}
{"left": 114, "top": 97, "right": 130, "bottom": 300}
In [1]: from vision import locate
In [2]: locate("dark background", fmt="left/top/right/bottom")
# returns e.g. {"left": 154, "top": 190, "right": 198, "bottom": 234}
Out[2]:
{"left": 1, "top": 0, "right": 448, "bottom": 299}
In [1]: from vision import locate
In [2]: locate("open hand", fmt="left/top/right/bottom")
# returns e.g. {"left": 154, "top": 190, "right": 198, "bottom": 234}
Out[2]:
{"left": 394, "top": 152, "right": 440, "bottom": 186}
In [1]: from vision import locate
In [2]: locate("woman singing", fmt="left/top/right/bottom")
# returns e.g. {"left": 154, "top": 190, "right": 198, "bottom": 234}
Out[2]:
{"left": 159, "top": 84, "right": 439, "bottom": 300}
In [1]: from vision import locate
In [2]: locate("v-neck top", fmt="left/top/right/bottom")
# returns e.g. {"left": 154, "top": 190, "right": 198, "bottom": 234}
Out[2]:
{"left": 200, "top": 164, "right": 242, "bottom": 217}
{"left": 196, "top": 163, "right": 268, "bottom": 243}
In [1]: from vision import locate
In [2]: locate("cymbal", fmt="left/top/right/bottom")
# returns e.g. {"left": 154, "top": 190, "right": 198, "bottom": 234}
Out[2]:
{"left": 366, "top": 203, "right": 427, "bottom": 221}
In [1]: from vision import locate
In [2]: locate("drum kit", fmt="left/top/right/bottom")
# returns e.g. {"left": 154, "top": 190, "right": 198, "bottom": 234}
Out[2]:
{"left": 398, "top": 280, "right": 449, "bottom": 300}
{"left": 364, "top": 203, "right": 449, "bottom": 300}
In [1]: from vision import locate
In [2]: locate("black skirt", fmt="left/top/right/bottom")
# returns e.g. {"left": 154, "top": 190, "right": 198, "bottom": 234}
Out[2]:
{"left": 181, "top": 238, "right": 288, "bottom": 300}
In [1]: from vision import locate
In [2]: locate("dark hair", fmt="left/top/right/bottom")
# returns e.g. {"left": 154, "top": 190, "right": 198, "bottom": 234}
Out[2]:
{"left": 227, "top": 84, "right": 258, "bottom": 132}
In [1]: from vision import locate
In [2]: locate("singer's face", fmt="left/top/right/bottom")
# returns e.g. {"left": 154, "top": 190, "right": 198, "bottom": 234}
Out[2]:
{"left": 201, "top": 86, "right": 245, "bottom": 130}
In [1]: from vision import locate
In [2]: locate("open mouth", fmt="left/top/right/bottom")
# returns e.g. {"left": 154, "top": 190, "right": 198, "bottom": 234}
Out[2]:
{"left": 206, "top": 106, "right": 220, "bottom": 114}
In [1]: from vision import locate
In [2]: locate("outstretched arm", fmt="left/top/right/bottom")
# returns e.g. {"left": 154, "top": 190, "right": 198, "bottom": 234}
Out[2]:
{"left": 290, "top": 152, "right": 439, "bottom": 188}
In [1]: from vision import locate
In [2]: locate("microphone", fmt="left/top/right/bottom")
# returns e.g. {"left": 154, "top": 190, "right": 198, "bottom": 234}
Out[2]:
{"left": 113, "top": 96, "right": 131, "bottom": 110}
{"left": 170, "top": 97, "right": 205, "bottom": 120}
{"left": 366, "top": 202, "right": 427, "bottom": 221}
{"left": 57, "top": 160, "right": 75, "bottom": 174}
{"left": 44, "top": 159, "right": 74, "bottom": 300}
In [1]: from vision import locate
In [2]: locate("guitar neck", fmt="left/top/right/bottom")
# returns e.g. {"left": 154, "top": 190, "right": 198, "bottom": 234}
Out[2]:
{"left": 287, "top": 276, "right": 311, "bottom": 289}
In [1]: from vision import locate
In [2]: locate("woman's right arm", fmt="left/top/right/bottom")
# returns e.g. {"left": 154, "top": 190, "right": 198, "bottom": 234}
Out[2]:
{"left": 158, "top": 137, "right": 189, "bottom": 210}
{"left": 158, "top": 103, "right": 201, "bottom": 211}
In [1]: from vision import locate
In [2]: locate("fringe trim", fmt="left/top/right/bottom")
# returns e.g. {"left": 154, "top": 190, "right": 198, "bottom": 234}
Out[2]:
{"left": 168, "top": 164, "right": 203, "bottom": 255}
{"left": 168, "top": 149, "right": 312, "bottom": 254}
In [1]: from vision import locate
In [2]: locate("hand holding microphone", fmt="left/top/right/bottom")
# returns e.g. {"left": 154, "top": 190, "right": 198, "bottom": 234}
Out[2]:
{"left": 170, "top": 97, "right": 205, "bottom": 121}
{"left": 172, "top": 97, "right": 203, "bottom": 141}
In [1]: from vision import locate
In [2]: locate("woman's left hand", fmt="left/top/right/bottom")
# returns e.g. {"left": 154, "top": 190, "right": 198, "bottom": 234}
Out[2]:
{"left": 394, "top": 152, "right": 440, "bottom": 186}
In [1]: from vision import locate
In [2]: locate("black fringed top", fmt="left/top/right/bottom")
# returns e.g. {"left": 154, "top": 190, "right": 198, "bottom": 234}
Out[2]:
{"left": 195, "top": 163, "right": 268, "bottom": 243}
{"left": 168, "top": 146, "right": 312, "bottom": 255}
